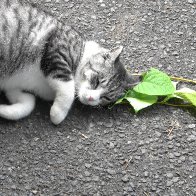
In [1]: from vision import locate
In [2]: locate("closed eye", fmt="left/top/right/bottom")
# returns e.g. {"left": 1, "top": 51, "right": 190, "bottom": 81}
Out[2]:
{"left": 94, "top": 79, "right": 99, "bottom": 89}
{"left": 91, "top": 75, "right": 100, "bottom": 89}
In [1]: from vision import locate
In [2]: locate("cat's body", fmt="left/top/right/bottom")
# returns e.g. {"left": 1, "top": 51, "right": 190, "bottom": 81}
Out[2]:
{"left": 0, "top": 0, "right": 138, "bottom": 124}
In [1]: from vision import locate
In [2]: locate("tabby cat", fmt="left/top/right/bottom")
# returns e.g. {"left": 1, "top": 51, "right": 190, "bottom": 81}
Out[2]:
{"left": 0, "top": 0, "right": 139, "bottom": 125}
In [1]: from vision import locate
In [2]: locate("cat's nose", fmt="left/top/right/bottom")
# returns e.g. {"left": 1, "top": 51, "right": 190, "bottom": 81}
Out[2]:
{"left": 88, "top": 96, "right": 94, "bottom": 101}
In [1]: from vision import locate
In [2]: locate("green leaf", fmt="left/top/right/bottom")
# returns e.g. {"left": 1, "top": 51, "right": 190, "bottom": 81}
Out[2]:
{"left": 162, "top": 87, "right": 196, "bottom": 106}
{"left": 133, "top": 68, "right": 175, "bottom": 96}
{"left": 115, "top": 68, "right": 195, "bottom": 113}
{"left": 162, "top": 81, "right": 179, "bottom": 103}
{"left": 174, "top": 88, "right": 196, "bottom": 106}
{"left": 115, "top": 97, "right": 124, "bottom": 105}
{"left": 124, "top": 90, "right": 158, "bottom": 113}
{"left": 172, "top": 81, "right": 178, "bottom": 90}
{"left": 161, "top": 94, "right": 180, "bottom": 103}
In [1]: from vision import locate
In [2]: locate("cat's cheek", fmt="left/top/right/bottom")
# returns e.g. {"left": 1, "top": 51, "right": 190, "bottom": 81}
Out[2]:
{"left": 50, "top": 105, "right": 68, "bottom": 125}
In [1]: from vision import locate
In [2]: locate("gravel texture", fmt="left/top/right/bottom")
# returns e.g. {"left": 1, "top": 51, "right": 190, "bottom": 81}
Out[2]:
{"left": 0, "top": 0, "right": 196, "bottom": 195}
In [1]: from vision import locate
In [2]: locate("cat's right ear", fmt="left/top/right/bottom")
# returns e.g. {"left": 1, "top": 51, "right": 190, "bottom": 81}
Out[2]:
{"left": 124, "top": 73, "right": 141, "bottom": 89}
{"left": 109, "top": 46, "right": 123, "bottom": 61}
{"left": 103, "top": 46, "right": 123, "bottom": 62}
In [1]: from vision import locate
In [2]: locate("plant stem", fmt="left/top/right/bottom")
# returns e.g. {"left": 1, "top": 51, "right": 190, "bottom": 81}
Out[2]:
{"left": 170, "top": 76, "right": 196, "bottom": 84}
{"left": 158, "top": 102, "right": 192, "bottom": 107}
{"left": 131, "top": 73, "right": 196, "bottom": 84}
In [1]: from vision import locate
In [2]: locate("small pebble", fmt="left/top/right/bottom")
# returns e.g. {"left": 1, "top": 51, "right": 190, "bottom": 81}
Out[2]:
{"left": 187, "top": 135, "right": 196, "bottom": 142}
{"left": 107, "top": 169, "right": 116, "bottom": 175}
{"left": 167, "top": 173, "right": 174, "bottom": 178}
{"left": 84, "top": 171, "right": 91, "bottom": 177}
{"left": 167, "top": 180, "right": 173, "bottom": 186}
{"left": 122, "top": 175, "right": 129, "bottom": 182}
{"left": 85, "top": 163, "right": 92, "bottom": 168}
{"left": 187, "top": 0, "right": 194, "bottom": 4}
{"left": 188, "top": 124, "right": 195, "bottom": 129}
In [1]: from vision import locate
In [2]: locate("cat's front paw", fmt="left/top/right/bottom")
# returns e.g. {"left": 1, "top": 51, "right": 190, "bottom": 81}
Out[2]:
{"left": 50, "top": 106, "right": 68, "bottom": 125}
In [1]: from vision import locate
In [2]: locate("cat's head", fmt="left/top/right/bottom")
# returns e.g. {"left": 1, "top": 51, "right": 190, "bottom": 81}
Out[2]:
{"left": 76, "top": 43, "right": 140, "bottom": 106}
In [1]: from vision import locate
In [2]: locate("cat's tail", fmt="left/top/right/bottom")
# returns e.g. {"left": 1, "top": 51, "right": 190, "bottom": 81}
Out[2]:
{"left": 0, "top": 91, "right": 35, "bottom": 120}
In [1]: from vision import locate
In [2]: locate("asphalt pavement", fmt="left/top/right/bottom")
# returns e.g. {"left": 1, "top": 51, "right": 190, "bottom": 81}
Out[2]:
{"left": 0, "top": 0, "right": 196, "bottom": 195}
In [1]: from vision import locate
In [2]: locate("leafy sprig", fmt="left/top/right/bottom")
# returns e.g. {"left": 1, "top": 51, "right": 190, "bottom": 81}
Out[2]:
{"left": 115, "top": 68, "right": 196, "bottom": 112}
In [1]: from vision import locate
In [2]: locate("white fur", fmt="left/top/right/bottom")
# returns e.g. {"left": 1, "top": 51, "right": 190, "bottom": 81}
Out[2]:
{"left": 30, "top": 17, "right": 56, "bottom": 46}
{"left": 84, "top": 70, "right": 94, "bottom": 80}
{"left": 0, "top": 41, "right": 105, "bottom": 123}
{"left": 0, "top": 60, "right": 55, "bottom": 121}
{"left": 0, "top": 60, "right": 75, "bottom": 124}
{"left": 0, "top": 62, "right": 55, "bottom": 100}
{"left": 0, "top": 90, "right": 35, "bottom": 120}
{"left": 4, "top": 10, "right": 18, "bottom": 31}
{"left": 75, "top": 41, "right": 107, "bottom": 105}
{"left": 0, "top": 61, "right": 75, "bottom": 124}
{"left": 48, "top": 79, "right": 75, "bottom": 125}
{"left": 78, "top": 81, "right": 103, "bottom": 106}
{"left": 79, "top": 41, "right": 107, "bottom": 65}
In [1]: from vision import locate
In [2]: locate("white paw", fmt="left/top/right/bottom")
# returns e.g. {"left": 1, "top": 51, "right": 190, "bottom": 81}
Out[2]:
{"left": 50, "top": 106, "right": 68, "bottom": 125}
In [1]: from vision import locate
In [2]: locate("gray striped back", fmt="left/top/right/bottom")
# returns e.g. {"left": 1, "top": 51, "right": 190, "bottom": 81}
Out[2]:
{"left": 0, "top": 0, "right": 136, "bottom": 106}
{"left": 0, "top": 0, "right": 83, "bottom": 81}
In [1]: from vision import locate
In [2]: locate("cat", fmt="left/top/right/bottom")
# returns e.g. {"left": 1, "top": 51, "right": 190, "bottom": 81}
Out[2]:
{"left": 0, "top": 0, "right": 139, "bottom": 125}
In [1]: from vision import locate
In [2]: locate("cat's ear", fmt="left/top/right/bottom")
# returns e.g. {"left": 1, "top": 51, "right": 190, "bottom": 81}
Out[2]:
{"left": 104, "top": 46, "right": 123, "bottom": 61}
{"left": 110, "top": 46, "right": 123, "bottom": 61}
{"left": 124, "top": 73, "right": 141, "bottom": 89}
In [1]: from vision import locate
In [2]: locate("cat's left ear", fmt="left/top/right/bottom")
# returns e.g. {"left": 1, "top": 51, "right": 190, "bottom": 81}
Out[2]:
{"left": 105, "top": 46, "right": 123, "bottom": 61}
{"left": 124, "top": 73, "right": 141, "bottom": 89}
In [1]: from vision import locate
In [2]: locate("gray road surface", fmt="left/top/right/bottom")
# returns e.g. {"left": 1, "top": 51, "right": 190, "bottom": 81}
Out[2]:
{"left": 0, "top": 0, "right": 196, "bottom": 195}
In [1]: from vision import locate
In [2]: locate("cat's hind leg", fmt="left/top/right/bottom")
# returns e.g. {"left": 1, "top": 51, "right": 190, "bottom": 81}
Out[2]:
{"left": 0, "top": 90, "right": 36, "bottom": 120}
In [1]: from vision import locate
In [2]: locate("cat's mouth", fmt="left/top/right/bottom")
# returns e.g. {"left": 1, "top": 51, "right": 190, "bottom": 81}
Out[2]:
{"left": 77, "top": 86, "right": 103, "bottom": 106}
{"left": 79, "top": 96, "right": 100, "bottom": 106}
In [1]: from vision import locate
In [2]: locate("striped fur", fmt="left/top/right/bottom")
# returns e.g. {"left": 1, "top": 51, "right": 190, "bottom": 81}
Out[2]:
{"left": 0, "top": 0, "right": 139, "bottom": 124}
{"left": 0, "top": 0, "right": 83, "bottom": 78}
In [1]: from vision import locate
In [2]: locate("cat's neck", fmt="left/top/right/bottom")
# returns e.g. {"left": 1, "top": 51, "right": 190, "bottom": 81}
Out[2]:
{"left": 80, "top": 41, "right": 107, "bottom": 65}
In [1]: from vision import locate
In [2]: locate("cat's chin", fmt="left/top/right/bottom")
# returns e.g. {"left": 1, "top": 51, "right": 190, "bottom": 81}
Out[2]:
{"left": 79, "top": 98, "right": 100, "bottom": 106}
